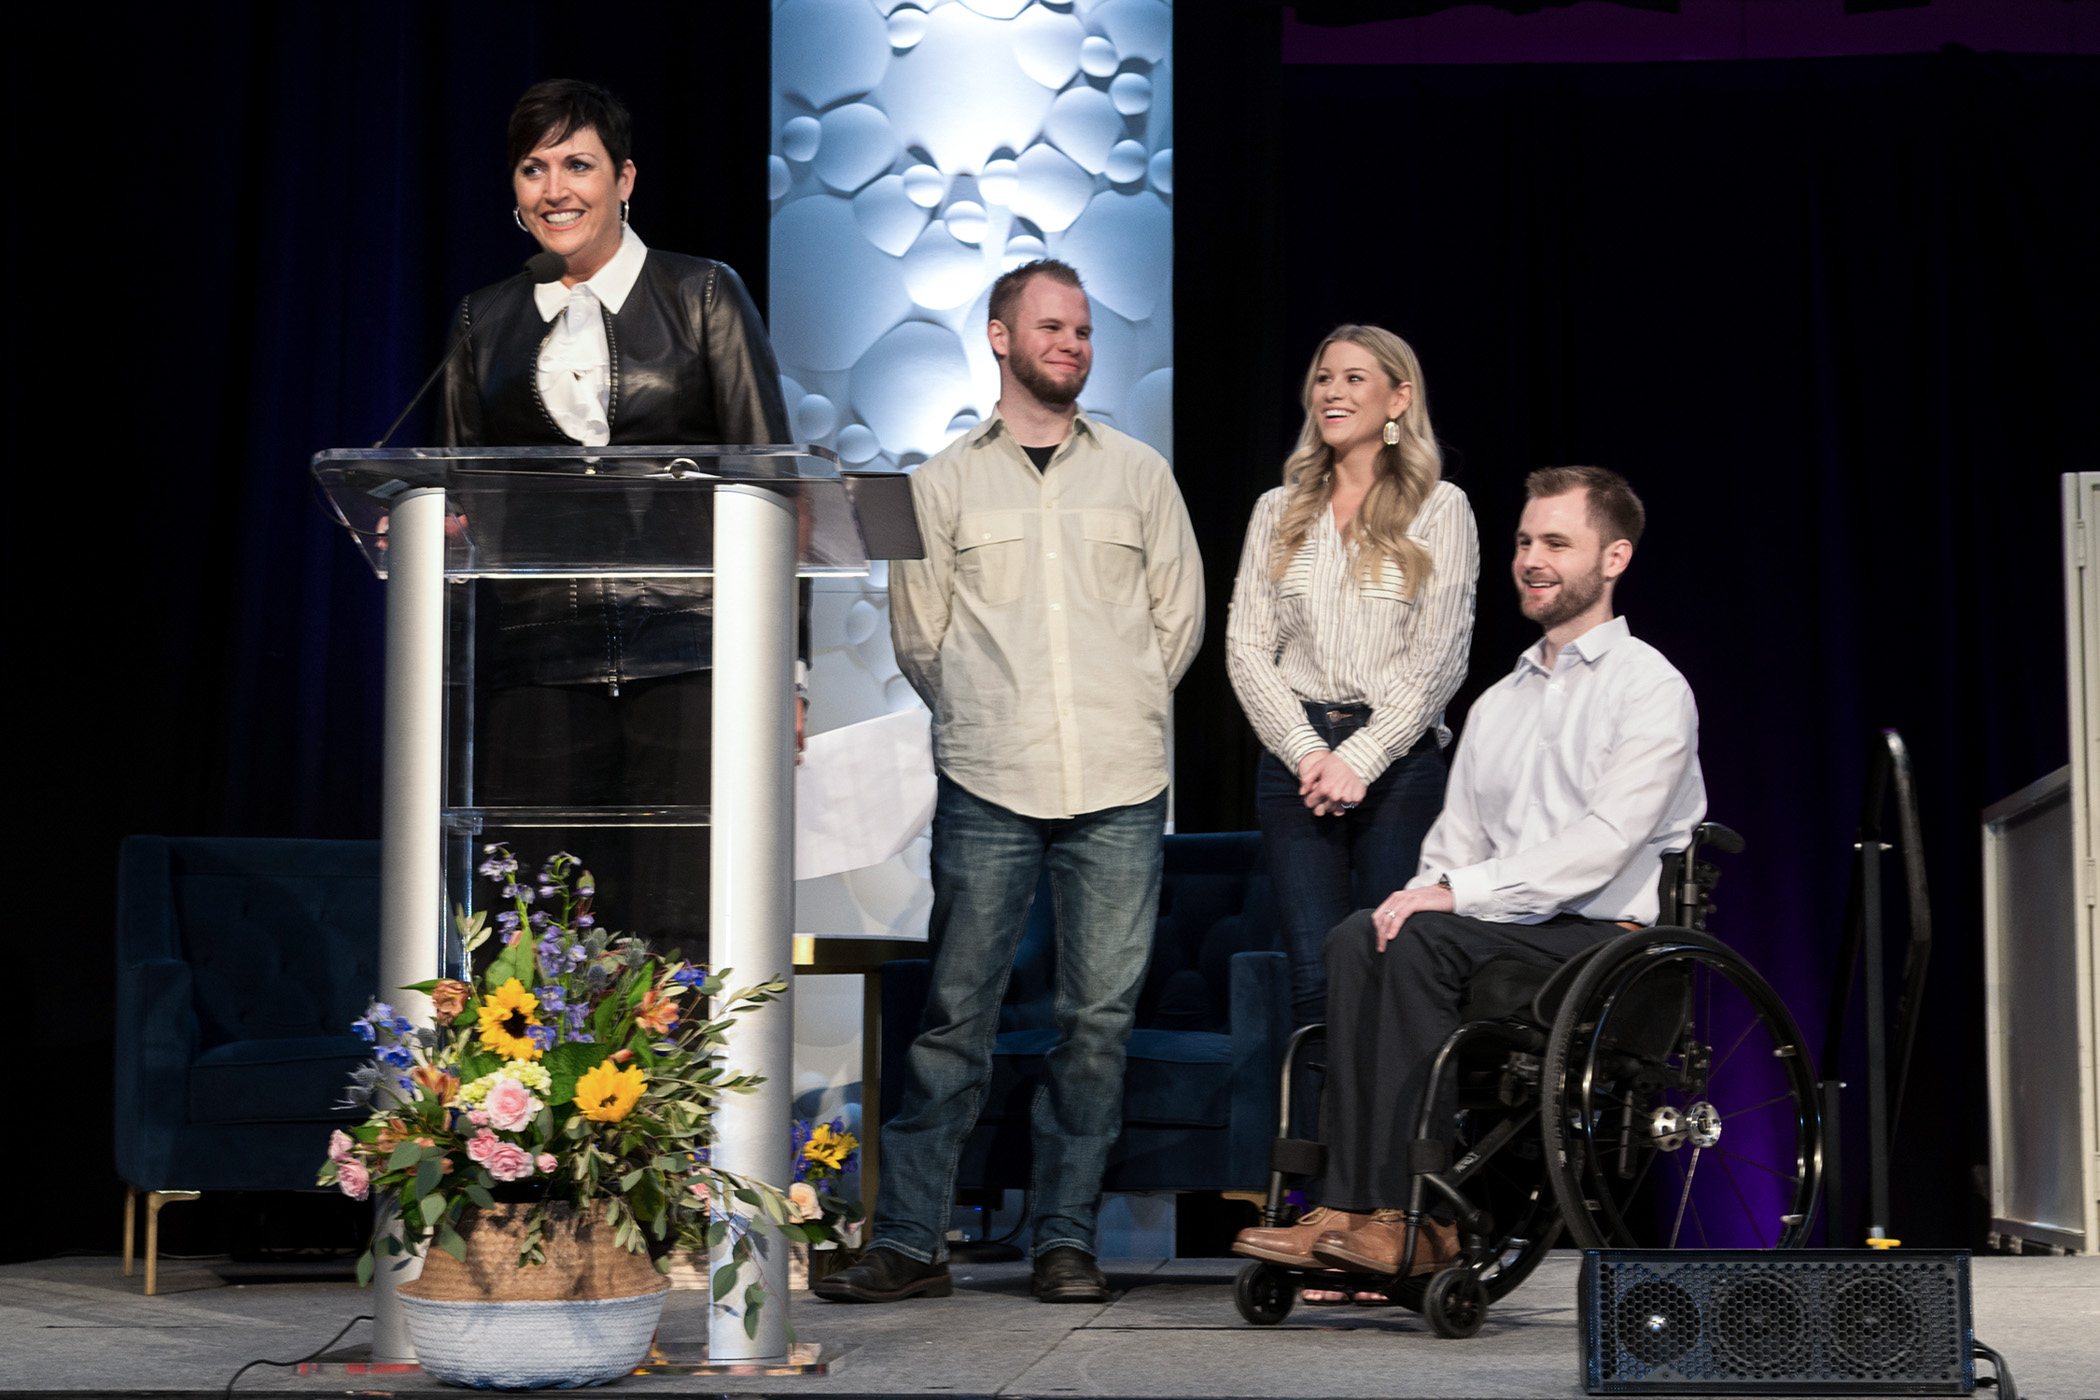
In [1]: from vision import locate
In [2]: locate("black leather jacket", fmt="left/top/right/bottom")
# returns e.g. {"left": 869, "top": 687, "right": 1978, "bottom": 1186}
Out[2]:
{"left": 441, "top": 250, "right": 800, "bottom": 690}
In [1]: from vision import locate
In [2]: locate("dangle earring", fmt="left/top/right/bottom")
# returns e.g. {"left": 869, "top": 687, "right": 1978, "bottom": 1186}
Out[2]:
{"left": 620, "top": 199, "right": 631, "bottom": 227}
{"left": 1382, "top": 419, "right": 1401, "bottom": 446}
{"left": 513, "top": 207, "right": 528, "bottom": 232}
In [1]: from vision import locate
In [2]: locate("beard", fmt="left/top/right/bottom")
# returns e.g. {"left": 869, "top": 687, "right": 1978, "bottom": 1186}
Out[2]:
{"left": 1519, "top": 562, "right": 1607, "bottom": 630}
{"left": 1010, "top": 349, "right": 1088, "bottom": 406}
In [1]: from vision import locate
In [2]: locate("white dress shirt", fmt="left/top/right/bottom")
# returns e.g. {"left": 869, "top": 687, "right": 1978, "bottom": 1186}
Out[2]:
{"left": 1226, "top": 480, "right": 1478, "bottom": 783}
{"left": 531, "top": 225, "right": 650, "bottom": 447}
{"left": 889, "top": 410, "right": 1205, "bottom": 820}
{"left": 1409, "top": 615, "right": 1706, "bottom": 925}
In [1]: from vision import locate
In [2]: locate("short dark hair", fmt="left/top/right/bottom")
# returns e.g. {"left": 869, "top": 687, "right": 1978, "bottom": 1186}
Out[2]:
{"left": 1524, "top": 466, "right": 1646, "bottom": 549}
{"left": 506, "top": 79, "right": 633, "bottom": 173}
{"left": 988, "top": 259, "right": 1085, "bottom": 333}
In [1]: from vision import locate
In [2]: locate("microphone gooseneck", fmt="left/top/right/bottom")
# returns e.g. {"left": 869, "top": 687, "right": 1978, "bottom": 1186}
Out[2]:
{"left": 370, "top": 252, "right": 569, "bottom": 449}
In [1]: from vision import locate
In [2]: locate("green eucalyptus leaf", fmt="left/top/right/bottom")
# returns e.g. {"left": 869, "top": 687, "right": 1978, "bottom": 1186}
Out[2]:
{"left": 414, "top": 1157, "right": 443, "bottom": 1200}
{"left": 437, "top": 1222, "right": 468, "bottom": 1262}
{"left": 711, "top": 1262, "right": 738, "bottom": 1300}
{"left": 388, "top": 1142, "right": 421, "bottom": 1172}
{"left": 356, "top": 1251, "right": 375, "bottom": 1286}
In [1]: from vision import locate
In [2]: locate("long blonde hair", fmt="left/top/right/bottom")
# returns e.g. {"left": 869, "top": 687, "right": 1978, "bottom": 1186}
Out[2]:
{"left": 1270, "top": 325, "right": 1441, "bottom": 599}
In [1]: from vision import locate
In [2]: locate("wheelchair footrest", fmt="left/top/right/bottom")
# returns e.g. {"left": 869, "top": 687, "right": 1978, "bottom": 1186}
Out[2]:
{"left": 1270, "top": 1138, "right": 1326, "bottom": 1177}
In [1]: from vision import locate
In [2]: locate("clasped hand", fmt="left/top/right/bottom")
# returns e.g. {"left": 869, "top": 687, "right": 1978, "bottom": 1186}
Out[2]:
{"left": 1297, "top": 750, "right": 1367, "bottom": 817}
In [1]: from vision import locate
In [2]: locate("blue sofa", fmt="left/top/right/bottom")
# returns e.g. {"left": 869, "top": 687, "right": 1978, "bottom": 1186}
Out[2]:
{"left": 881, "top": 831, "right": 1290, "bottom": 1193}
{"left": 114, "top": 837, "right": 380, "bottom": 1287}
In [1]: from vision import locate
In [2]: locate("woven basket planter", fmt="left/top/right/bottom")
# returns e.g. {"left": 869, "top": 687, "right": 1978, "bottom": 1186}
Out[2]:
{"left": 399, "top": 1202, "right": 669, "bottom": 1390}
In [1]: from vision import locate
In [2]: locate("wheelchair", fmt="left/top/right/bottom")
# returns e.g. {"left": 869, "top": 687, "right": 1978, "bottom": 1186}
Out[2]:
{"left": 1233, "top": 822, "right": 1823, "bottom": 1337}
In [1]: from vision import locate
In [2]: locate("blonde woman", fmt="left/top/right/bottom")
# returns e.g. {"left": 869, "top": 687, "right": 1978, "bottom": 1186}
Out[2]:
{"left": 1226, "top": 325, "right": 1479, "bottom": 1032}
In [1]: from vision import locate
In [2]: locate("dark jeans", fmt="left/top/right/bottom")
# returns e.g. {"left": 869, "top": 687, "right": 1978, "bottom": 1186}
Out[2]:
{"left": 1256, "top": 702, "right": 1447, "bottom": 1026}
{"left": 1320, "top": 907, "right": 1622, "bottom": 1210}
{"left": 871, "top": 776, "right": 1169, "bottom": 1262}
{"left": 477, "top": 673, "right": 712, "bottom": 945}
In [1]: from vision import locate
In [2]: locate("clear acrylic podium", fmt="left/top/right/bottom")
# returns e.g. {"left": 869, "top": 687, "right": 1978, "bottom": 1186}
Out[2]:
{"left": 314, "top": 445, "right": 911, "bottom": 1364}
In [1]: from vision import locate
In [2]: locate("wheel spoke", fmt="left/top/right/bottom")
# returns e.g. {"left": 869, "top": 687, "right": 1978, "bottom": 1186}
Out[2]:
{"left": 1705, "top": 1014, "right": 1765, "bottom": 1079}
{"left": 1714, "top": 1151, "right": 1771, "bottom": 1248}
{"left": 1668, "top": 1145, "right": 1701, "bottom": 1247}
{"left": 1709, "top": 1090, "right": 1795, "bottom": 1122}
{"left": 1709, "top": 1143, "right": 1800, "bottom": 1183}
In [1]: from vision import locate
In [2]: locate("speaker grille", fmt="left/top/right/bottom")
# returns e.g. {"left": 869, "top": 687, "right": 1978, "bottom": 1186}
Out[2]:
{"left": 1579, "top": 1250, "right": 1973, "bottom": 1394}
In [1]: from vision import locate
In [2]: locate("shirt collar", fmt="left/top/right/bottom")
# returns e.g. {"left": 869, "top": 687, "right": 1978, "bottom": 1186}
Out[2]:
{"left": 968, "top": 404, "right": 1098, "bottom": 453}
{"left": 1515, "top": 614, "right": 1631, "bottom": 676}
{"left": 532, "top": 224, "right": 649, "bottom": 320}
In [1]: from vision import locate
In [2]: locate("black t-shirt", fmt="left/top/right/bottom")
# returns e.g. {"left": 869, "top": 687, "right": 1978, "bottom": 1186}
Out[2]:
{"left": 1021, "top": 443, "right": 1057, "bottom": 473}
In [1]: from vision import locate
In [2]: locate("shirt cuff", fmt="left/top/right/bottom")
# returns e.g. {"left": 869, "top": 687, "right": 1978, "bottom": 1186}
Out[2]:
{"left": 1334, "top": 730, "right": 1395, "bottom": 785}
{"left": 795, "top": 658, "right": 811, "bottom": 700}
{"left": 1442, "top": 863, "right": 1496, "bottom": 919}
{"left": 1281, "top": 724, "right": 1327, "bottom": 767}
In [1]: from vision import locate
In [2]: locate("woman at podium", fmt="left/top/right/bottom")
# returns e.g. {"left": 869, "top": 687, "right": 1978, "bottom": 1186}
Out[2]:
{"left": 441, "top": 78, "right": 799, "bottom": 942}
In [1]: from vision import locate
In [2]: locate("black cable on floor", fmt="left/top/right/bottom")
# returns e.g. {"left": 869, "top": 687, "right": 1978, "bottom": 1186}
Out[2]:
{"left": 219, "top": 1313, "right": 373, "bottom": 1400}
{"left": 1973, "top": 1339, "right": 2018, "bottom": 1400}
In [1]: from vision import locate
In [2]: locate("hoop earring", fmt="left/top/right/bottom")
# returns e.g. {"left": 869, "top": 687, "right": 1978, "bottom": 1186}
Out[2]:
{"left": 513, "top": 207, "right": 527, "bottom": 232}
{"left": 1382, "top": 419, "right": 1400, "bottom": 446}
{"left": 620, "top": 199, "right": 630, "bottom": 227}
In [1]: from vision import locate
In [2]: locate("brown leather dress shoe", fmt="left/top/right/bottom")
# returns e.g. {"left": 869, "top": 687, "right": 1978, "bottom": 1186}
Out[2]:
{"left": 1311, "top": 1211, "right": 1460, "bottom": 1275}
{"left": 1231, "top": 1206, "right": 1367, "bottom": 1267}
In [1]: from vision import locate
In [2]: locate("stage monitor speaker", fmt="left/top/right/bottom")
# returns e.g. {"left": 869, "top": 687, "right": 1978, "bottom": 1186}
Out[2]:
{"left": 1579, "top": 1250, "right": 1974, "bottom": 1395}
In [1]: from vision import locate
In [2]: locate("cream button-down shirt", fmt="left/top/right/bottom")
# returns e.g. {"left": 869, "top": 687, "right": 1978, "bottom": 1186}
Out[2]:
{"left": 890, "top": 410, "right": 1205, "bottom": 820}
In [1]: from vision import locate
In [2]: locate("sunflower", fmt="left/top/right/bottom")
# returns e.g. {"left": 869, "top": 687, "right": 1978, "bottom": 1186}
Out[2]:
{"left": 802, "top": 1123, "right": 858, "bottom": 1170}
{"left": 476, "top": 978, "right": 545, "bottom": 1060}
{"left": 574, "top": 1059, "right": 648, "bottom": 1122}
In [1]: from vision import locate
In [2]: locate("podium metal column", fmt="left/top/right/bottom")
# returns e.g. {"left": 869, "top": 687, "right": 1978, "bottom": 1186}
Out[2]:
{"left": 373, "top": 486, "right": 444, "bottom": 1362}
{"left": 709, "top": 482, "right": 799, "bottom": 1361}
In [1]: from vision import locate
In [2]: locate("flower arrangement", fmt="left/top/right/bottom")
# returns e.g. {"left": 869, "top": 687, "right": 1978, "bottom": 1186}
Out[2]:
{"left": 320, "top": 848, "right": 807, "bottom": 1332}
{"left": 788, "top": 1117, "right": 864, "bottom": 1250}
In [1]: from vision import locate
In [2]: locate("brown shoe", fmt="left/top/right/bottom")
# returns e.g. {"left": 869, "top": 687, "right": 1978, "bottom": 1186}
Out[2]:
{"left": 1231, "top": 1207, "right": 1367, "bottom": 1267}
{"left": 1311, "top": 1211, "right": 1460, "bottom": 1275}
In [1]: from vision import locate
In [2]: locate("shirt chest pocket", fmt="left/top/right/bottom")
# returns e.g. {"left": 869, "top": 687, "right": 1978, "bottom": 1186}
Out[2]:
{"left": 957, "top": 511, "right": 1027, "bottom": 607}
{"left": 1082, "top": 510, "right": 1146, "bottom": 607}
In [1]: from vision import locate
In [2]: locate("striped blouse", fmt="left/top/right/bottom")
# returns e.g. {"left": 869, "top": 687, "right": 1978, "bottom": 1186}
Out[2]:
{"left": 1225, "top": 479, "right": 1480, "bottom": 783}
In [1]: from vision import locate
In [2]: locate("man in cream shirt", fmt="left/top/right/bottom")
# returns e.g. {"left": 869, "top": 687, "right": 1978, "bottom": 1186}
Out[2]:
{"left": 815, "top": 260, "right": 1203, "bottom": 1306}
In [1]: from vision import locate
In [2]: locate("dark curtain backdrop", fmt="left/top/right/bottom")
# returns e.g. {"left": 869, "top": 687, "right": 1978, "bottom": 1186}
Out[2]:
{"left": 16, "top": 1, "right": 770, "bottom": 1262}
{"left": 1178, "top": 22, "right": 2100, "bottom": 1245}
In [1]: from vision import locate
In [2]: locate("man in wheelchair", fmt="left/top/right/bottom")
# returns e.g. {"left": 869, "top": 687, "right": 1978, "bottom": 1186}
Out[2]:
{"left": 1234, "top": 465, "right": 1706, "bottom": 1282}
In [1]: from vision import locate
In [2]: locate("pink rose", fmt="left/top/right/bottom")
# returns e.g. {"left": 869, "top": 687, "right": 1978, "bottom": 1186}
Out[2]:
{"left": 328, "top": 1130, "right": 357, "bottom": 1164}
{"left": 537, "top": 1154, "right": 557, "bottom": 1174}
{"left": 483, "top": 1078, "right": 543, "bottom": 1133}
{"left": 483, "top": 1141, "right": 536, "bottom": 1182}
{"left": 466, "top": 1127, "right": 500, "bottom": 1164}
{"left": 467, "top": 1109, "right": 490, "bottom": 1127}
{"left": 336, "top": 1159, "right": 370, "bottom": 1201}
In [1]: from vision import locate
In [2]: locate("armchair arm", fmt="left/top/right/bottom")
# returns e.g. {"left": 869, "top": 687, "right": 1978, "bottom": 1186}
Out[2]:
{"left": 1226, "top": 950, "right": 1291, "bottom": 1188}
{"left": 114, "top": 958, "right": 198, "bottom": 1188}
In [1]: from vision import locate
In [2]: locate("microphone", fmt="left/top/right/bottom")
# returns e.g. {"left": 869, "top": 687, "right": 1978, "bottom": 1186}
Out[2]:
{"left": 370, "top": 251, "right": 569, "bottom": 449}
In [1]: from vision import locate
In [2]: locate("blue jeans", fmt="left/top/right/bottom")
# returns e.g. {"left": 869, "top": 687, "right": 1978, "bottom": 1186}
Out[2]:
{"left": 1255, "top": 702, "right": 1448, "bottom": 1027}
{"left": 870, "top": 775, "right": 1168, "bottom": 1263}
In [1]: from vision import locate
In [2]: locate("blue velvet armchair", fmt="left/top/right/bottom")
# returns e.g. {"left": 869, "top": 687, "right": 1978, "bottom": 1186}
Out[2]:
{"left": 880, "top": 831, "right": 1290, "bottom": 1195}
{"left": 114, "top": 836, "right": 381, "bottom": 1290}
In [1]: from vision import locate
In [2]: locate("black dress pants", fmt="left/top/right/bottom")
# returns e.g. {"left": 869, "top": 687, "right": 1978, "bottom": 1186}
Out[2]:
{"left": 478, "top": 672, "right": 712, "bottom": 948}
{"left": 1319, "top": 907, "right": 1622, "bottom": 1211}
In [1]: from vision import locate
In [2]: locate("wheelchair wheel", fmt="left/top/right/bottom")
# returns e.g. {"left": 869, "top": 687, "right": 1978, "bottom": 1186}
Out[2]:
{"left": 1234, "top": 1261, "right": 1297, "bottom": 1325}
{"left": 1422, "top": 1266, "right": 1488, "bottom": 1339}
{"left": 1542, "top": 929, "right": 1821, "bottom": 1250}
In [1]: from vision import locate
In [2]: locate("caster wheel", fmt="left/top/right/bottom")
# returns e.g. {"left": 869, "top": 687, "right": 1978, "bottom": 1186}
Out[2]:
{"left": 1422, "top": 1266, "right": 1488, "bottom": 1339}
{"left": 1234, "top": 1261, "right": 1297, "bottom": 1325}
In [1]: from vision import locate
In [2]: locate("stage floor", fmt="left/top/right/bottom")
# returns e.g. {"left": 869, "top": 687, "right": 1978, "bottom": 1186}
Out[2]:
{"left": 1, "top": 1251, "right": 2092, "bottom": 1399}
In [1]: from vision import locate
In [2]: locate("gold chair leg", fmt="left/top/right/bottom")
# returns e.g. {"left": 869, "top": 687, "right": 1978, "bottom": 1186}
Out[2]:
{"left": 122, "top": 1186, "right": 137, "bottom": 1277}
{"left": 142, "top": 1191, "right": 200, "bottom": 1296}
